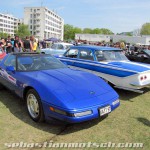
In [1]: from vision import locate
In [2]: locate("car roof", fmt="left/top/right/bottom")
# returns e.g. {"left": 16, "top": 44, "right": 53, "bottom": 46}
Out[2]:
{"left": 70, "top": 45, "right": 121, "bottom": 51}
{"left": 54, "top": 42, "right": 73, "bottom": 46}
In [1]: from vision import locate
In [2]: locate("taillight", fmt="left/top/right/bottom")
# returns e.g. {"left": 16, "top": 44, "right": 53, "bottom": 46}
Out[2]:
{"left": 140, "top": 77, "right": 144, "bottom": 81}
{"left": 140, "top": 75, "right": 147, "bottom": 81}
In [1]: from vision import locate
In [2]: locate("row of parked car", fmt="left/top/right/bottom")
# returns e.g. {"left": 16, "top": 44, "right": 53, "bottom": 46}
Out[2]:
{"left": 0, "top": 43, "right": 150, "bottom": 124}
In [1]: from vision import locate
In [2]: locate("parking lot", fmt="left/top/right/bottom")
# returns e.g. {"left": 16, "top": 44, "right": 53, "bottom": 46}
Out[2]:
{"left": 0, "top": 88, "right": 150, "bottom": 150}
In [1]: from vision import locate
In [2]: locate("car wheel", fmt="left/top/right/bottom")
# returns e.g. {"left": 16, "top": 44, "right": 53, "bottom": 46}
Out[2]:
{"left": 26, "top": 89, "right": 44, "bottom": 122}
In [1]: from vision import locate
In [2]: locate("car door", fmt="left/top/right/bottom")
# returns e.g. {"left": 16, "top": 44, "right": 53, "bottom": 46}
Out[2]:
{"left": 74, "top": 49, "right": 95, "bottom": 70}
{"left": 0, "top": 55, "right": 20, "bottom": 93}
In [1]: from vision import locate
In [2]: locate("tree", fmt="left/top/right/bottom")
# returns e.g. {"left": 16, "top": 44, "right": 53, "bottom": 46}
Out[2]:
{"left": 92, "top": 28, "right": 102, "bottom": 34}
{"left": 83, "top": 28, "right": 93, "bottom": 34}
{"left": 0, "top": 32, "right": 8, "bottom": 38}
{"left": 64, "top": 24, "right": 75, "bottom": 40}
{"left": 63, "top": 24, "right": 114, "bottom": 40}
{"left": 100, "top": 28, "right": 114, "bottom": 35}
{"left": 73, "top": 27, "right": 82, "bottom": 34}
{"left": 141, "top": 23, "right": 150, "bottom": 35}
{"left": 15, "top": 24, "right": 30, "bottom": 38}
{"left": 64, "top": 24, "right": 82, "bottom": 40}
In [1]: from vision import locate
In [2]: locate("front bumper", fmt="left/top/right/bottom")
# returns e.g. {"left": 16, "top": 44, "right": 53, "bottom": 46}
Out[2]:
{"left": 42, "top": 98, "right": 120, "bottom": 123}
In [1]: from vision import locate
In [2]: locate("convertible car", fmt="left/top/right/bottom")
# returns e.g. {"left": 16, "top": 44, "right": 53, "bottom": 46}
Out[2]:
{"left": 57, "top": 45, "right": 150, "bottom": 93}
{"left": 0, "top": 53, "right": 119, "bottom": 123}
{"left": 126, "top": 49, "right": 150, "bottom": 64}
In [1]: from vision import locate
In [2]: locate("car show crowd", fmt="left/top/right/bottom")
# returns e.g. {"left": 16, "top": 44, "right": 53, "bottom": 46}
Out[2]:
{"left": 0, "top": 35, "right": 150, "bottom": 55}
{"left": 0, "top": 35, "right": 47, "bottom": 53}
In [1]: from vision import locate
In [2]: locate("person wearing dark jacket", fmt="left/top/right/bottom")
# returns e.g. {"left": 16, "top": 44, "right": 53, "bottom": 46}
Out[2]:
{"left": 23, "top": 36, "right": 31, "bottom": 52}
{"left": 6, "top": 36, "right": 12, "bottom": 53}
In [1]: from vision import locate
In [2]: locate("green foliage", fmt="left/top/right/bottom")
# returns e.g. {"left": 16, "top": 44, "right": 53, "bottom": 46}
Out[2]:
{"left": 64, "top": 24, "right": 75, "bottom": 40}
{"left": 92, "top": 28, "right": 102, "bottom": 34}
{"left": 0, "top": 32, "right": 8, "bottom": 38}
{"left": 15, "top": 24, "right": 30, "bottom": 38}
{"left": 83, "top": 28, "right": 93, "bottom": 34}
{"left": 99, "top": 28, "right": 114, "bottom": 35}
{"left": 141, "top": 23, "right": 150, "bottom": 35}
{"left": 126, "top": 32, "right": 132, "bottom": 36}
{"left": 64, "top": 24, "right": 114, "bottom": 40}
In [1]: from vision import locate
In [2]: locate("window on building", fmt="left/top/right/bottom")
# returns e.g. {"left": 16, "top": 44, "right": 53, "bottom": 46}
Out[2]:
{"left": 30, "top": 14, "right": 32, "bottom": 18}
{"left": 30, "top": 25, "right": 32, "bottom": 29}
{"left": 30, "top": 20, "right": 32, "bottom": 24}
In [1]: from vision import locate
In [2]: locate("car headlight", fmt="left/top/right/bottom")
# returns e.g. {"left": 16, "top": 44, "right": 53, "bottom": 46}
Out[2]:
{"left": 69, "top": 110, "right": 93, "bottom": 117}
{"left": 112, "top": 99, "right": 120, "bottom": 106}
{"left": 50, "top": 106, "right": 92, "bottom": 117}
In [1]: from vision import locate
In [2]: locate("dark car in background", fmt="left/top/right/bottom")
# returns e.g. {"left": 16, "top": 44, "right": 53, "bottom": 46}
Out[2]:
{"left": 126, "top": 49, "right": 150, "bottom": 64}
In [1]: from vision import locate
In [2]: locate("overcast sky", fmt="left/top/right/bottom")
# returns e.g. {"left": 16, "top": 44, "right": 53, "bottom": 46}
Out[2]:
{"left": 1, "top": 0, "right": 150, "bottom": 33}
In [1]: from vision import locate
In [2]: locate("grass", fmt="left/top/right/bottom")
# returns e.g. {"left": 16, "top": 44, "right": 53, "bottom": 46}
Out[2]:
{"left": 0, "top": 88, "right": 150, "bottom": 150}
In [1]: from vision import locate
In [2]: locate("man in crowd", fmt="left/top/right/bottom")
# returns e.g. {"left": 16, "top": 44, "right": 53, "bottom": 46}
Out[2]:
{"left": 6, "top": 36, "right": 12, "bottom": 53}
{"left": 23, "top": 36, "right": 31, "bottom": 52}
{"left": 14, "top": 36, "right": 19, "bottom": 52}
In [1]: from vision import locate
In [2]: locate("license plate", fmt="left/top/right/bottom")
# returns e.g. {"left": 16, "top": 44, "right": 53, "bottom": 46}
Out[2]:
{"left": 99, "top": 106, "right": 111, "bottom": 116}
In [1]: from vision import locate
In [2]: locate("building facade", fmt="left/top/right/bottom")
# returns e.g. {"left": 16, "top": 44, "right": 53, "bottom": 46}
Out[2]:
{"left": 75, "top": 34, "right": 111, "bottom": 42}
{"left": 0, "top": 13, "right": 20, "bottom": 36}
{"left": 24, "top": 7, "right": 64, "bottom": 41}
{"left": 75, "top": 34, "right": 150, "bottom": 45}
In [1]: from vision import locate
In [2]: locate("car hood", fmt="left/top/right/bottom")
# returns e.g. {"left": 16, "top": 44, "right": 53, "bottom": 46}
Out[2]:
{"left": 40, "top": 68, "right": 111, "bottom": 99}
{"left": 108, "top": 61, "right": 150, "bottom": 73}
{"left": 20, "top": 68, "right": 118, "bottom": 109}
{"left": 24, "top": 68, "right": 114, "bottom": 100}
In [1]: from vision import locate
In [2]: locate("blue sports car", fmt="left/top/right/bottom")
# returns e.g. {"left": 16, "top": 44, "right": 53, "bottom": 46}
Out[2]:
{"left": 0, "top": 53, "right": 120, "bottom": 123}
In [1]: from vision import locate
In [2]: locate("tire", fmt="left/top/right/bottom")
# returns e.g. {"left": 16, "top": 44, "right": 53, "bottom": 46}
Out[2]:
{"left": 26, "top": 89, "right": 44, "bottom": 122}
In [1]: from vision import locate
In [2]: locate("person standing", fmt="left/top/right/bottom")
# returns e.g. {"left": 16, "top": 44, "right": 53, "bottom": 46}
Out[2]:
{"left": 11, "top": 38, "right": 14, "bottom": 52}
{"left": 6, "top": 36, "right": 12, "bottom": 53}
{"left": 14, "top": 36, "right": 19, "bottom": 52}
{"left": 1, "top": 38, "right": 6, "bottom": 52}
{"left": 18, "top": 38, "right": 23, "bottom": 52}
{"left": 30, "top": 36, "right": 37, "bottom": 52}
{"left": 23, "top": 36, "right": 31, "bottom": 52}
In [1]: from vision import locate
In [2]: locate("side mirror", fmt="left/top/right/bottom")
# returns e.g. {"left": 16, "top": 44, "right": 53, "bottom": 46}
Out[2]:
{"left": 6, "top": 66, "right": 15, "bottom": 72}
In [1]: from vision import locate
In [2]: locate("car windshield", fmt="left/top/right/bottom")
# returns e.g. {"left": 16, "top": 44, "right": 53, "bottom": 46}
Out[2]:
{"left": 17, "top": 55, "right": 67, "bottom": 71}
{"left": 95, "top": 50, "right": 128, "bottom": 61}
{"left": 64, "top": 45, "right": 72, "bottom": 50}
{"left": 143, "top": 50, "right": 150, "bottom": 56}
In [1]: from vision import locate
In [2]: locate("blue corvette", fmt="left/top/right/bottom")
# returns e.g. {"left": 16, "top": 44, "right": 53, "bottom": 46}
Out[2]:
{"left": 0, "top": 53, "right": 120, "bottom": 123}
